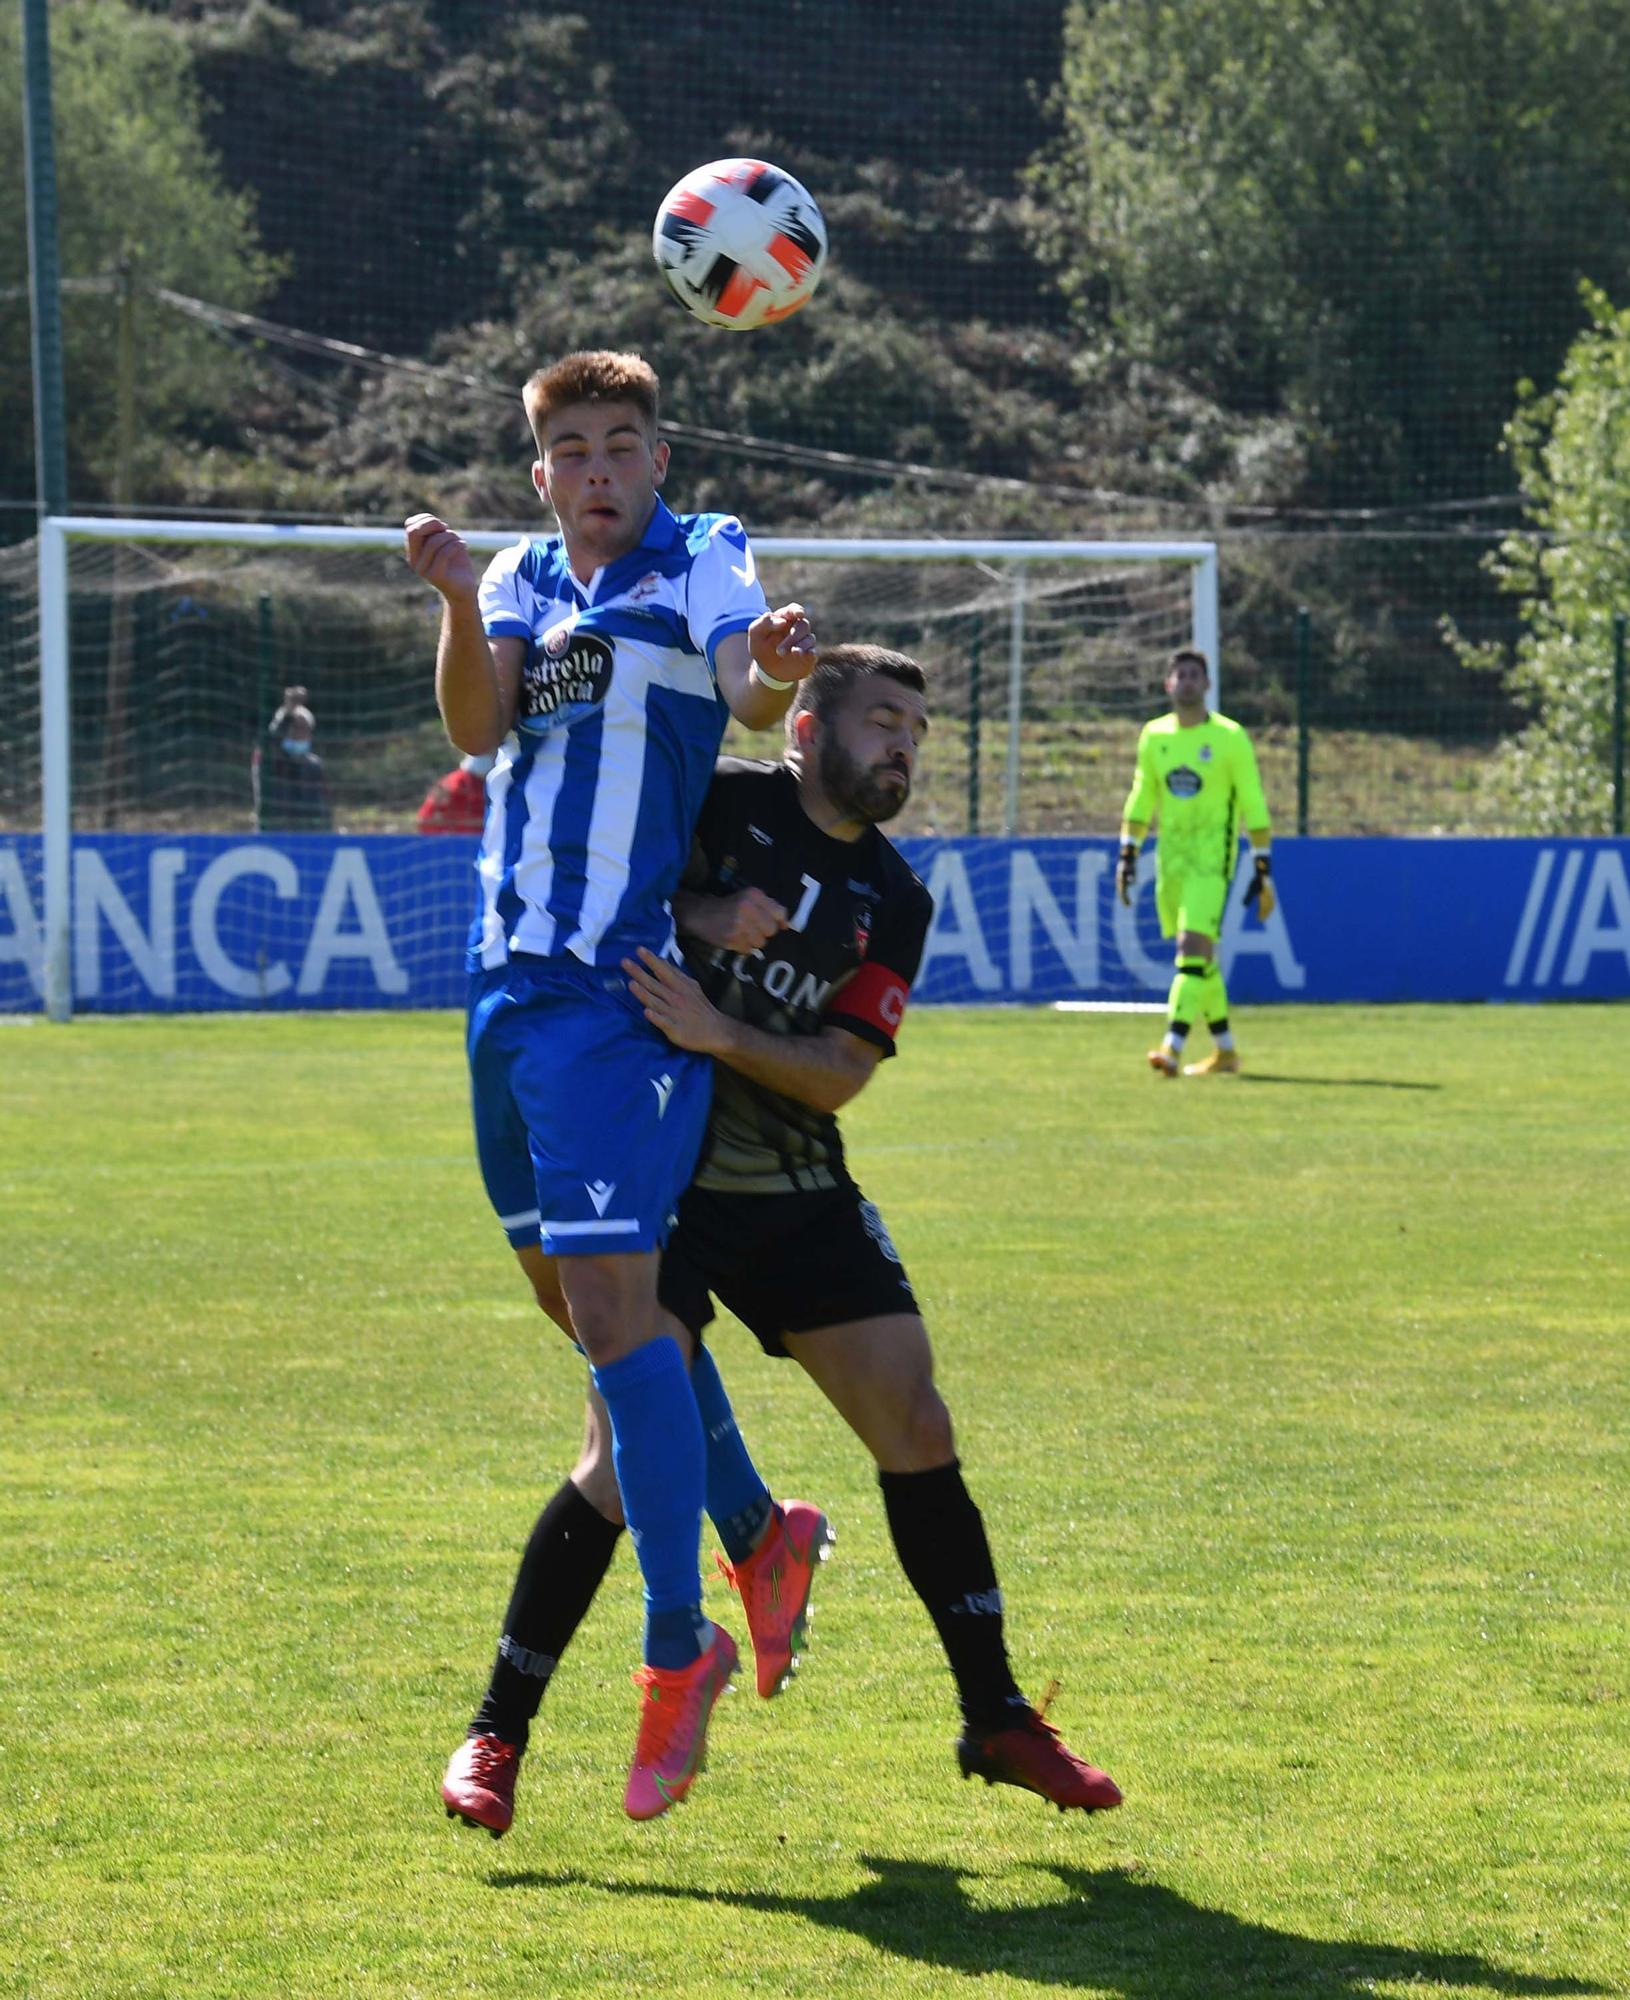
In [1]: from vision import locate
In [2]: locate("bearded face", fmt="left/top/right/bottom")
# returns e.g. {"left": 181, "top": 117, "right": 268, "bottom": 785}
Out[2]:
{"left": 817, "top": 723, "right": 912, "bottom": 825}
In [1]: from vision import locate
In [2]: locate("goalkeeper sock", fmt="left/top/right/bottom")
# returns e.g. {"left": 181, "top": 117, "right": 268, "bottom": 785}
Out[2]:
{"left": 472, "top": 1479, "right": 622, "bottom": 1749}
{"left": 1199, "top": 963, "right": 1234, "bottom": 1048}
{"left": 1165, "top": 959, "right": 1208, "bottom": 1049}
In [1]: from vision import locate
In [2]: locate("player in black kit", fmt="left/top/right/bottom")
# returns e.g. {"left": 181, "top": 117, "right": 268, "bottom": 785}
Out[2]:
{"left": 442, "top": 646, "right": 1121, "bottom": 1833}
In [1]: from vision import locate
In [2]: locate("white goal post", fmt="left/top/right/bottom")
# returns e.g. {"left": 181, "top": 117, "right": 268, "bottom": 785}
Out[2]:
{"left": 27, "top": 515, "right": 1219, "bottom": 1020}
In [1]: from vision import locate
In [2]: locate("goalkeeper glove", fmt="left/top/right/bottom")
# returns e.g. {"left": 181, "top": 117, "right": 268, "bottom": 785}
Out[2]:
{"left": 1115, "top": 841, "right": 1138, "bottom": 907}
{"left": 1242, "top": 853, "right": 1276, "bottom": 921}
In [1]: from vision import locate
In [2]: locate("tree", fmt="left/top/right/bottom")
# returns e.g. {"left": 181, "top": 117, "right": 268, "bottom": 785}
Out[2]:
{"left": 0, "top": 0, "right": 276, "bottom": 513}
{"left": 1453, "top": 285, "right": 1630, "bottom": 833}
{"left": 164, "top": 0, "right": 1066, "bottom": 346}
{"left": 1029, "top": 0, "right": 1630, "bottom": 507}
{"left": 163, "top": 4, "right": 643, "bottom": 353}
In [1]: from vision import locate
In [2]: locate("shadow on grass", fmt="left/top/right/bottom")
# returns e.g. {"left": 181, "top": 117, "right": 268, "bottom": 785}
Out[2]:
{"left": 489, "top": 1854, "right": 1600, "bottom": 1997}
{"left": 1238, "top": 1073, "right": 1443, "bottom": 1090}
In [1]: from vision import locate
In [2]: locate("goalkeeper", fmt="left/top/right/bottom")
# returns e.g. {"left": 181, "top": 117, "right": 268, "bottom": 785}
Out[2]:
{"left": 1115, "top": 646, "right": 1274, "bottom": 1077}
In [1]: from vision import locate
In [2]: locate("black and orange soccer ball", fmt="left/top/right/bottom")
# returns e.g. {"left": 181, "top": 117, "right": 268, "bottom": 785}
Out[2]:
{"left": 652, "top": 158, "right": 828, "bottom": 331}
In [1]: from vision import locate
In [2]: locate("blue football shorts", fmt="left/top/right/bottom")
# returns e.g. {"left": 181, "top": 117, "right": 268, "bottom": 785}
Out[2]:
{"left": 466, "top": 954, "right": 712, "bottom": 1258}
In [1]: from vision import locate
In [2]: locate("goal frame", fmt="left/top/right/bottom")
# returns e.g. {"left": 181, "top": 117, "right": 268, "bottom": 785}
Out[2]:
{"left": 31, "top": 515, "right": 1219, "bottom": 1020}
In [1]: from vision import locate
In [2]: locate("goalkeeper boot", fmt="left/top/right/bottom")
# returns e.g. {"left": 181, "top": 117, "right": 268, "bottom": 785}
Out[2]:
{"left": 1183, "top": 1048, "right": 1241, "bottom": 1077}
{"left": 441, "top": 1731, "right": 522, "bottom": 1838}
{"left": 716, "top": 1500, "right": 833, "bottom": 1698}
{"left": 958, "top": 1691, "right": 1122, "bottom": 1814}
{"left": 1146, "top": 1045, "right": 1179, "bottom": 1077}
{"left": 624, "top": 1622, "right": 739, "bottom": 1821}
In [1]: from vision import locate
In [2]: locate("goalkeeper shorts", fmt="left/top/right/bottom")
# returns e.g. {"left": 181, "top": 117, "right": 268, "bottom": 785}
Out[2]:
{"left": 1156, "top": 870, "right": 1227, "bottom": 941}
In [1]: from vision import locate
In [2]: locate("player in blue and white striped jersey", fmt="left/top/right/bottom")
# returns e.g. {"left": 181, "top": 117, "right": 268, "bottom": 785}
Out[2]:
{"left": 404, "top": 350, "right": 816, "bottom": 1822}
{"left": 468, "top": 494, "right": 773, "bottom": 973}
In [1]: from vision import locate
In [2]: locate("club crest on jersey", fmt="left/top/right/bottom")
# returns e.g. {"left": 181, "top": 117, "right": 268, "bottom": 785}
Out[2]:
{"left": 626, "top": 571, "right": 662, "bottom": 605}
{"left": 1166, "top": 765, "right": 1203, "bottom": 797}
{"left": 1200, "top": 744, "right": 1213, "bottom": 761}
{"left": 521, "top": 629, "right": 615, "bottom": 730}
{"left": 852, "top": 906, "right": 872, "bottom": 959}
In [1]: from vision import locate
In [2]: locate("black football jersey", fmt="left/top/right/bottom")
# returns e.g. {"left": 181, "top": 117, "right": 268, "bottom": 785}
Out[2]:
{"left": 682, "top": 759, "right": 933, "bottom": 1194}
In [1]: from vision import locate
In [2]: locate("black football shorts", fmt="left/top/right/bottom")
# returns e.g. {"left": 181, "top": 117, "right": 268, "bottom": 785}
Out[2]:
{"left": 658, "top": 1181, "right": 919, "bottom": 1357}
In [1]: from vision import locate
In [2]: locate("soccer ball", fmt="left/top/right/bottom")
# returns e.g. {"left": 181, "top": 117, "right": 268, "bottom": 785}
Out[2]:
{"left": 652, "top": 158, "right": 827, "bottom": 331}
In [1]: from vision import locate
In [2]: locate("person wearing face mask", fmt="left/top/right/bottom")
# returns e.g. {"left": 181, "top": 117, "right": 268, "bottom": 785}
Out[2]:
{"left": 253, "top": 684, "right": 332, "bottom": 832}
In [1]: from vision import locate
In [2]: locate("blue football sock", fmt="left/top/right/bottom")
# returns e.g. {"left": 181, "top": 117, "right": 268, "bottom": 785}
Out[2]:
{"left": 590, "top": 1336, "right": 705, "bottom": 1669}
{"left": 690, "top": 1343, "right": 774, "bottom": 1563}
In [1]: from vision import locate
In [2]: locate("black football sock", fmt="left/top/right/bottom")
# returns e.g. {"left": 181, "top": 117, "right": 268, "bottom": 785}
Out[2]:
{"left": 878, "top": 1461, "right": 1026, "bottom": 1735}
{"left": 470, "top": 1479, "right": 623, "bottom": 1750}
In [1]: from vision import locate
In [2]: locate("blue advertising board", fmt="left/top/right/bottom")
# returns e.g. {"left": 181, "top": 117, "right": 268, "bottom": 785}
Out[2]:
{"left": 2, "top": 833, "right": 1628, "bottom": 1013}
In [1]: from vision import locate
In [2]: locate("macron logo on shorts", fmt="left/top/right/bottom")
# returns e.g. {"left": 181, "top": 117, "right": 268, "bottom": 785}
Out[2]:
{"left": 651, "top": 1074, "right": 675, "bottom": 1119}
{"left": 586, "top": 1179, "right": 617, "bottom": 1216}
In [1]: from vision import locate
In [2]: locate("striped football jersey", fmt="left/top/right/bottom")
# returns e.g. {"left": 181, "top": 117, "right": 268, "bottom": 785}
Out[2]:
{"left": 472, "top": 498, "right": 768, "bottom": 971}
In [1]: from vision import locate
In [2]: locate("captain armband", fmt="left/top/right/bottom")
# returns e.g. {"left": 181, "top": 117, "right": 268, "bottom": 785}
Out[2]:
{"left": 829, "top": 962, "right": 911, "bottom": 1038}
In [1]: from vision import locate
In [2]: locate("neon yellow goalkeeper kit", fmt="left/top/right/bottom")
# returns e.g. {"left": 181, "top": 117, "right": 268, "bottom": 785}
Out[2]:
{"left": 1121, "top": 712, "right": 1271, "bottom": 936}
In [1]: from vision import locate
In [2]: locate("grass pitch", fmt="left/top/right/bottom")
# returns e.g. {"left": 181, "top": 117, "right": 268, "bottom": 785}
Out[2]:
{"left": 2, "top": 1004, "right": 1627, "bottom": 2000}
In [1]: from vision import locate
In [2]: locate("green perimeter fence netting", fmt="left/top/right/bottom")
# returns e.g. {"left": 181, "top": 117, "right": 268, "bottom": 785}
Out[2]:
{"left": 0, "top": 527, "right": 1570, "bottom": 840}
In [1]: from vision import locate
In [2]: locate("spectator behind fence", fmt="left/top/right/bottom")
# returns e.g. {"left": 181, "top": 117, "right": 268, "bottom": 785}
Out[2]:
{"left": 416, "top": 751, "right": 494, "bottom": 834}
{"left": 253, "top": 684, "right": 333, "bottom": 832}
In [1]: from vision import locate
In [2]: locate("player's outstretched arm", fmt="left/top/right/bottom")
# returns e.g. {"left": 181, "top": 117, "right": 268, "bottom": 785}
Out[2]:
{"left": 714, "top": 605, "right": 818, "bottom": 732}
{"left": 403, "top": 512, "right": 520, "bottom": 755}
{"left": 623, "top": 947, "right": 882, "bottom": 1114}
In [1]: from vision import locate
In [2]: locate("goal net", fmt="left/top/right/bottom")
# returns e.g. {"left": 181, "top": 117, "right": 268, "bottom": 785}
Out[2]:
{"left": 1, "top": 519, "right": 1216, "bottom": 1016}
